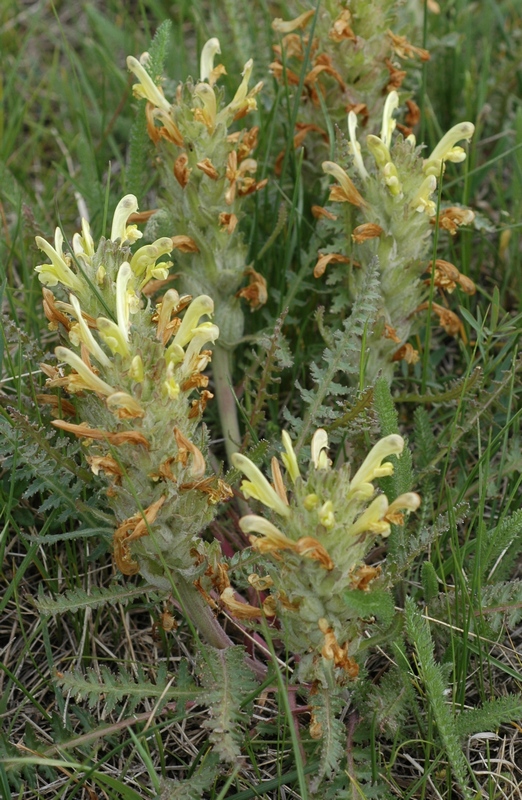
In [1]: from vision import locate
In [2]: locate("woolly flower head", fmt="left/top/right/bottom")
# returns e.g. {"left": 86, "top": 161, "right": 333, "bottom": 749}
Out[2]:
{"left": 36, "top": 196, "right": 232, "bottom": 585}
{"left": 231, "top": 430, "right": 420, "bottom": 683}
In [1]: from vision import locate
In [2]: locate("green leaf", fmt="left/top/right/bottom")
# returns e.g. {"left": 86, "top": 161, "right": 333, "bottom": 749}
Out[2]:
{"left": 404, "top": 598, "right": 474, "bottom": 799}
{"left": 343, "top": 588, "right": 395, "bottom": 628}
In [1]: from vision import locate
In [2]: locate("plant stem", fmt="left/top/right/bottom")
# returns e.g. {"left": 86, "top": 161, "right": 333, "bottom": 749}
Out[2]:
{"left": 175, "top": 572, "right": 267, "bottom": 681}
{"left": 212, "top": 342, "right": 242, "bottom": 464}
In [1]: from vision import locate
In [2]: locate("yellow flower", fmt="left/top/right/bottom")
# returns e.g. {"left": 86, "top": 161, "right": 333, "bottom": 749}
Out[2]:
{"left": 126, "top": 55, "right": 171, "bottom": 113}
{"left": 366, "top": 135, "right": 390, "bottom": 170}
{"left": 232, "top": 454, "right": 291, "bottom": 517}
{"left": 218, "top": 58, "right": 263, "bottom": 124}
{"left": 380, "top": 90, "right": 399, "bottom": 148}
{"left": 106, "top": 392, "right": 144, "bottom": 419}
{"left": 72, "top": 218, "right": 95, "bottom": 259}
{"left": 272, "top": 10, "right": 315, "bottom": 33}
{"left": 155, "top": 288, "right": 181, "bottom": 344}
{"left": 110, "top": 195, "right": 143, "bottom": 245}
{"left": 55, "top": 346, "right": 116, "bottom": 396}
{"left": 347, "top": 111, "right": 369, "bottom": 180}
{"left": 130, "top": 238, "right": 173, "bottom": 279}
{"left": 171, "top": 295, "right": 214, "bottom": 349}
{"left": 349, "top": 435, "right": 404, "bottom": 498}
{"left": 115, "top": 262, "right": 134, "bottom": 344}
{"left": 383, "top": 161, "right": 402, "bottom": 196}
{"left": 411, "top": 175, "right": 437, "bottom": 216}
{"left": 35, "top": 229, "right": 84, "bottom": 294}
{"left": 363, "top": 92, "right": 399, "bottom": 174}
{"left": 322, "top": 161, "right": 367, "bottom": 207}
{"left": 311, "top": 429, "right": 331, "bottom": 470}
{"left": 424, "top": 122, "right": 475, "bottom": 176}
{"left": 96, "top": 317, "right": 130, "bottom": 358}
{"left": 193, "top": 83, "right": 218, "bottom": 131}
{"left": 350, "top": 495, "right": 391, "bottom": 537}
{"left": 281, "top": 430, "right": 300, "bottom": 483}
{"left": 163, "top": 362, "right": 180, "bottom": 399}
{"left": 128, "top": 355, "right": 144, "bottom": 382}
{"left": 130, "top": 236, "right": 172, "bottom": 278}
{"left": 199, "top": 37, "right": 221, "bottom": 82}
{"left": 318, "top": 500, "right": 335, "bottom": 529}
{"left": 239, "top": 514, "right": 296, "bottom": 551}
{"left": 180, "top": 323, "right": 219, "bottom": 376}
{"left": 385, "top": 492, "right": 421, "bottom": 524}
{"left": 304, "top": 493, "right": 320, "bottom": 510}
{"left": 68, "top": 294, "right": 111, "bottom": 368}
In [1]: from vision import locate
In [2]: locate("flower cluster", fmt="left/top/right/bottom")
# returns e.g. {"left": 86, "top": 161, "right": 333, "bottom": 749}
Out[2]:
{"left": 126, "top": 41, "right": 267, "bottom": 347}
{"left": 230, "top": 430, "right": 420, "bottom": 684}
{"left": 36, "top": 195, "right": 231, "bottom": 587}
{"left": 270, "top": 1, "right": 429, "bottom": 170}
{"left": 314, "top": 91, "right": 476, "bottom": 381}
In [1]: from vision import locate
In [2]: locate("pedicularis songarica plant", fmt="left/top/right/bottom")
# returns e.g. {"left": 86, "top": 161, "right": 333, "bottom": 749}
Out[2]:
{"left": 126, "top": 32, "right": 266, "bottom": 461}
{"left": 313, "top": 91, "right": 476, "bottom": 382}
{"left": 34, "top": 197, "right": 242, "bottom": 651}
{"left": 230, "top": 428, "right": 420, "bottom": 686}
{"left": 33, "top": 196, "right": 422, "bottom": 767}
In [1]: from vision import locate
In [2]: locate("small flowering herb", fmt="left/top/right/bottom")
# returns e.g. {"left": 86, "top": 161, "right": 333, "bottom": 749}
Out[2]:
{"left": 315, "top": 92, "right": 475, "bottom": 381}
{"left": 232, "top": 429, "right": 420, "bottom": 684}
{"left": 36, "top": 196, "right": 231, "bottom": 588}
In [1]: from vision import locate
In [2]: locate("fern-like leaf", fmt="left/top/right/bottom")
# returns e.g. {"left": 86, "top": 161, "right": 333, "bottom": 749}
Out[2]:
{"left": 388, "top": 505, "right": 468, "bottom": 576}
{"left": 308, "top": 687, "right": 346, "bottom": 789}
{"left": 36, "top": 583, "right": 156, "bottom": 616}
{"left": 198, "top": 645, "right": 257, "bottom": 763}
{"left": 57, "top": 663, "right": 199, "bottom": 714}
{"left": 455, "top": 694, "right": 522, "bottom": 737}
{"left": 0, "top": 411, "right": 105, "bottom": 525}
{"left": 158, "top": 753, "right": 220, "bottom": 799}
{"left": 242, "top": 308, "right": 292, "bottom": 447}
{"left": 404, "top": 598, "right": 473, "bottom": 799}
{"left": 475, "top": 579, "right": 522, "bottom": 633}
{"left": 476, "top": 510, "right": 522, "bottom": 582}
{"left": 287, "top": 258, "right": 380, "bottom": 450}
